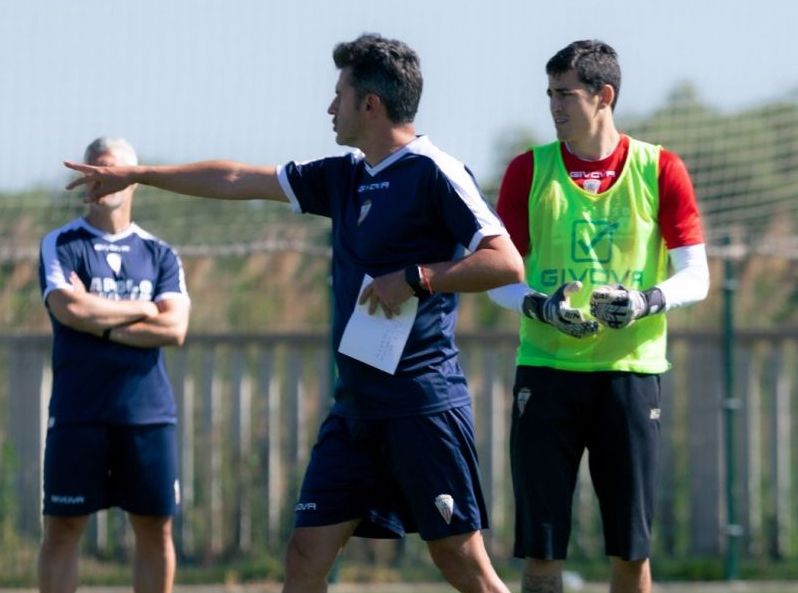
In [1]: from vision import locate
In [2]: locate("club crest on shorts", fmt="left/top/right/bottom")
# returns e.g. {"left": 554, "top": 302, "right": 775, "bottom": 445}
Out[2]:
{"left": 517, "top": 387, "right": 531, "bottom": 416}
{"left": 434, "top": 494, "right": 454, "bottom": 524}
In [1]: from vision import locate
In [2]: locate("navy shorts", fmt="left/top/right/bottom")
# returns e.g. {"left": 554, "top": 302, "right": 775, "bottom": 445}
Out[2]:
{"left": 510, "top": 367, "right": 661, "bottom": 561}
{"left": 43, "top": 423, "right": 179, "bottom": 517}
{"left": 294, "top": 406, "right": 489, "bottom": 541}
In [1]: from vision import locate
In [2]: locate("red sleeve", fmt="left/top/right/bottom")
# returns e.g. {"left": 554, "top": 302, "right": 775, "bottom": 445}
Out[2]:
{"left": 496, "top": 151, "right": 534, "bottom": 257}
{"left": 658, "top": 149, "right": 705, "bottom": 248}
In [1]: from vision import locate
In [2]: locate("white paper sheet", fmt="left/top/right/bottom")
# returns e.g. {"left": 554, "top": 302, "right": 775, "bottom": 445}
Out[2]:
{"left": 338, "top": 275, "right": 418, "bottom": 375}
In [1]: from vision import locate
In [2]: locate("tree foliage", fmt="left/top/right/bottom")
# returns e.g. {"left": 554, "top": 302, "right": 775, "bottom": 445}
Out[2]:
{"left": 1, "top": 85, "right": 796, "bottom": 332}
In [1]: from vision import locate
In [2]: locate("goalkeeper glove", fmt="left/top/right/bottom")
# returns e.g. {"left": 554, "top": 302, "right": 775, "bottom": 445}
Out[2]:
{"left": 590, "top": 285, "right": 666, "bottom": 329}
{"left": 522, "top": 281, "right": 599, "bottom": 339}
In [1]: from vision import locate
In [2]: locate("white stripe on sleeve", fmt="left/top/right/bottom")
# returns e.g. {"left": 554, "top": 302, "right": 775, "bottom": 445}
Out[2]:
{"left": 40, "top": 227, "right": 74, "bottom": 303}
{"left": 276, "top": 164, "right": 303, "bottom": 214}
{"left": 412, "top": 137, "right": 507, "bottom": 252}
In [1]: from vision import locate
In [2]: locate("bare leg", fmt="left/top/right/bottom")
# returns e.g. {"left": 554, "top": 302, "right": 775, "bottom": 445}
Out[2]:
{"left": 521, "top": 558, "right": 563, "bottom": 593}
{"left": 282, "top": 520, "right": 359, "bottom": 593}
{"left": 128, "top": 514, "right": 175, "bottom": 593}
{"left": 610, "top": 557, "right": 651, "bottom": 593}
{"left": 426, "top": 531, "right": 511, "bottom": 593}
{"left": 38, "top": 515, "right": 89, "bottom": 593}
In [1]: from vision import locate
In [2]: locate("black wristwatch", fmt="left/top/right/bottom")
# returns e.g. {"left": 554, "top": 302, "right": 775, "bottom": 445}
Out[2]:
{"left": 404, "top": 264, "right": 430, "bottom": 297}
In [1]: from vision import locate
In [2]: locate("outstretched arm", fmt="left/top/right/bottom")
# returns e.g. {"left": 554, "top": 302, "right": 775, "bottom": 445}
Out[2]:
{"left": 64, "top": 160, "right": 289, "bottom": 203}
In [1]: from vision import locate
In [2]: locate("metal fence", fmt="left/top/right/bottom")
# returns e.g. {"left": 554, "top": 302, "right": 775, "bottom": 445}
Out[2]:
{"left": 1, "top": 329, "right": 797, "bottom": 567}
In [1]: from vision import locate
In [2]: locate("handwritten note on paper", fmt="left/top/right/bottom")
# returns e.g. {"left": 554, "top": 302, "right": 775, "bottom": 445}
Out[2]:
{"left": 338, "top": 275, "right": 419, "bottom": 375}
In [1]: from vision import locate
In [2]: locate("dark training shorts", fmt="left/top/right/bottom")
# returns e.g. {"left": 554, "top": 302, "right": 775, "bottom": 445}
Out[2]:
{"left": 294, "top": 405, "right": 489, "bottom": 541}
{"left": 43, "top": 423, "right": 179, "bottom": 517}
{"left": 510, "top": 366, "right": 661, "bottom": 561}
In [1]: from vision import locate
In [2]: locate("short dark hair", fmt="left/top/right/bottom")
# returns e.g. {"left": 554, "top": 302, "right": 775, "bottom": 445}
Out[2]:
{"left": 333, "top": 33, "right": 423, "bottom": 124}
{"left": 546, "top": 40, "right": 621, "bottom": 109}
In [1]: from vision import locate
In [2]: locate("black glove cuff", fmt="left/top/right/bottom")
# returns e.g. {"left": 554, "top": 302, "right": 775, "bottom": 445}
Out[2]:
{"left": 642, "top": 287, "right": 666, "bottom": 316}
{"left": 522, "top": 292, "right": 546, "bottom": 320}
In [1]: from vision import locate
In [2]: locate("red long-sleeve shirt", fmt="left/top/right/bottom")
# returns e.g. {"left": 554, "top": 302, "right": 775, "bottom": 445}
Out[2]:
{"left": 496, "top": 135, "right": 705, "bottom": 257}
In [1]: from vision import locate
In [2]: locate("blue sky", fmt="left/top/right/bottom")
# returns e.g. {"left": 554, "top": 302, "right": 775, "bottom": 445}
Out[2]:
{"left": 1, "top": 0, "right": 795, "bottom": 192}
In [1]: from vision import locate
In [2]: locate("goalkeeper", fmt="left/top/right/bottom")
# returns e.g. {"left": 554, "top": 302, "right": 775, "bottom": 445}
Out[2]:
{"left": 489, "top": 40, "right": 709, "bottom": 593}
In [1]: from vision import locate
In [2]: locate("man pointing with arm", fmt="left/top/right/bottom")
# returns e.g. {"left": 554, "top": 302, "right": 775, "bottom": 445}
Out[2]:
{"left": 67, "top": 33, "right": 522, "bottom": 593}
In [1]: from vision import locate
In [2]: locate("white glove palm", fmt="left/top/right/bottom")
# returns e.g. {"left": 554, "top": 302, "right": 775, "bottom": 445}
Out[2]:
{"left": 523, "top": 281, "right": 598, "bottom": 339}
{"left": 590, "top": 285, "right": 665, "bottom": 329}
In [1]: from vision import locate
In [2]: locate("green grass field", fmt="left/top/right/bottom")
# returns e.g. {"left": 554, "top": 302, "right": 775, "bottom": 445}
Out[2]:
{"left": 3, "top": 582, "right": 798, "bottom": 593}
{"left": 305, "top": 583, "right": 798, "bottom": 593}
{"left": 13, "top": 583, "right": 797, "bottom": 593}
{"left": 326, "top": 584, "right": 798, "bottom": 593}
{"left": 209, "top": 582, "right": 798, "bottom": 593}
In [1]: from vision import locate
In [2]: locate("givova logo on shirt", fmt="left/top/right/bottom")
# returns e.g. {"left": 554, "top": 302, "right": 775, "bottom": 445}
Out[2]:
{"left": 357, "top": 181, "right": 390, "bottom": 193}
{"left": 571, "top": 220, "right": 618, "bottom": 263}
{"left": 538, "top": 220, "right": 646, "bottom": 289}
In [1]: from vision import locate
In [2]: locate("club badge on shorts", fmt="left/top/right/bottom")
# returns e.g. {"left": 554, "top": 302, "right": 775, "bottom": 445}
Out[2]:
{"left": 434, "top": 494, "right": 454, "bottom": 524}
{"left": 517, "top": 387, "right": 531, "bottom": 416}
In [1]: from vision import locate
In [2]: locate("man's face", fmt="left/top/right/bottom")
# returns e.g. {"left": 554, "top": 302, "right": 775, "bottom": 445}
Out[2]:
{"left": 547, "top": 69, "right": 603, "bottom": 143}
{"left": 88, "top": 151, "right": 134, "bottom": 210}
{"left": 328, "top": 68, "right": 366, "bottom": 147}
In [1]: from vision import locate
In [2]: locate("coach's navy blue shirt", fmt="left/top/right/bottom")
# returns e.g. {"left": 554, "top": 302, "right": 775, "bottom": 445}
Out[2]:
{"left": 278, "top": 136, "right": 507, "bottom": 419}
{"left": 39, "top": 219, "right": 189, "bottom": 425}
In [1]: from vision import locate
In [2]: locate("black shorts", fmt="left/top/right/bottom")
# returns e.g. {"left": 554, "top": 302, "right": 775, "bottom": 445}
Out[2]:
{"left": 43, "top": 423, "right": 179, "bottom": 517}
{"left": 294, "top": 406, "right": 489, "bottom": 541}
{"left": 510, "top": 366, "right": 661, "bottom": 561}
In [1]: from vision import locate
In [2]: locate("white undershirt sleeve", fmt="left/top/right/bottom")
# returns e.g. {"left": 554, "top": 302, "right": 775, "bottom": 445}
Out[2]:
{"left": 487, "top": 282, "right": 528, "bottom": 315}
{"left": 657, "top": 243, "right": 710, "bottom": 311}
{"left": 487, "top": 244, "right": 709, "bottom": 315}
